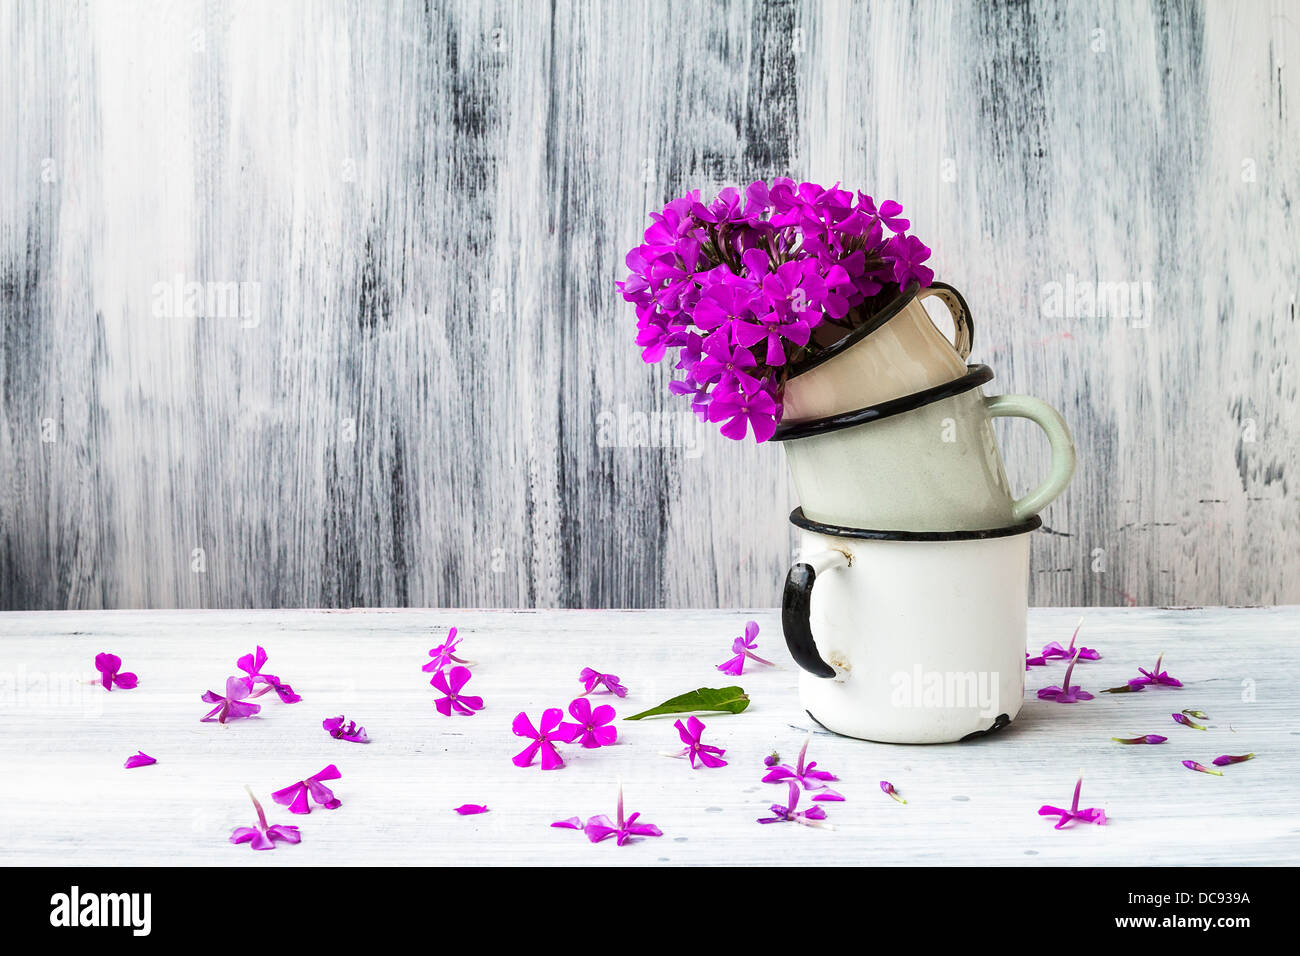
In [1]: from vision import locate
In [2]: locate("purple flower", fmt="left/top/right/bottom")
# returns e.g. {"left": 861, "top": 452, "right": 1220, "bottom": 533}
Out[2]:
{"left": 95, "top": 653, "right": 138, "bottom": 691}
{"left": 1212, "top": 753, "right": 1255, "bottom": 766}
{"left": 883, "top": 233, "right": 934, "bottom": 289}
{"left": 1111, "top": 734, "right": 1168, "bottom": 745}
{"left": 619, "top": 182, "right": 935, "bottom": 443}
{"left": 578, "top": 667, "right": 627, "bottom": 698}
{"left": 762, "top": 734, "right": 841, "bottom": 800}
{"left": 230, "top": 787, "right": 301, "bottom": 851}
{"left": 758, "top": 781, "right": 830, "bottom": 827}
{"left": 581, "top": 785, "right": 663, "bottom": 846}
{"left": 512, "top": 708, "right": 567, "bottom": 770}
{"left": 557, "top": 697, "right": 617, "bottom": 749}
{"left": 1038, "top": 777, "right": 1107, "bottom": 829}
{"left": 764, "top": 752, "right": 781, "bottom": 767}
{"left": 271, "top": 765, "right": 342, "bottom": 814}
{"left": 236, "top": 645, "right": 300, "bottom": 703}
{"left": 323, "top": 715, "right": 368, "bottom": 742}
{"left": 432, "top": 665, "right": 483, "bottom": 716}
{"left": 667, "top": 715, "right": 727, "bottom": 769}
{"left": 201, "top": 677, "right": 261, "bottom": 723}
{"left": 692, "top": 332, "right": 761, "bottom": 394}
{"left": 1171, "top": 712, "right": 1207, "bottom": 730}
{"left": 707, "top": 381, "right": 780, "bottom": 443}
{"left": 1036, "top": 649, "right": 1094, "bottom": 703}
{"left": 455, "top": 804, "right": 489, "bottom": 815}
{"left": 123, "top": 751, "right": 156, "bottom": 769}
{"left": 1040, "top": 619, "right": 1100, "bottom": 662}
{"left": 880, "top": 781, "right": 906, "bottom": 804}
{"left": 717, "top": 620, "right": 775, "bottom": 676}
{"left": 1182, "top": 759, "right": 1223, "bottom": 776}
{"left": 1132, "top": 655, "right": 1183, "bottom": 688}
{"left": 423, "top": 627, "right": 472, "bottom": 675}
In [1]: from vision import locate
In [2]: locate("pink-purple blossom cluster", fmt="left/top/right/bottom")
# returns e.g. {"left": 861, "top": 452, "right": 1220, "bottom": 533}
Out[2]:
{"left": 617, "top": 180, "right": 933, "bottom": 442}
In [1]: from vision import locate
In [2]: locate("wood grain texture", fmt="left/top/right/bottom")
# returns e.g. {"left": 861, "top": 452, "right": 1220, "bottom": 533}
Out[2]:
{"left": 0, "top": 606, "right": 1297, "bottom": 865}
{"left": 0, "top": 0, "right": 1297, "bottom": 610}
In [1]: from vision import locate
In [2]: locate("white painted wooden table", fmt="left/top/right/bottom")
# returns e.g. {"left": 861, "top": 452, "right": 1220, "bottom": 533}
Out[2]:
{"left": 0, "top": 607, "right": 1296, "bottom": 866}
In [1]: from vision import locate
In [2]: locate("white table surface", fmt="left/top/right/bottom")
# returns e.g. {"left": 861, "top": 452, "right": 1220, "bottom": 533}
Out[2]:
{"left": 0, "top": 606, "right": 1296, "bottom": 866}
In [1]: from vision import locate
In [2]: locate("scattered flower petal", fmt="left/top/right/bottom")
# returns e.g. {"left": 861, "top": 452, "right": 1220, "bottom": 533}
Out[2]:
{"left": 1040, "top": 618, "right": 1100, "bottom": 662}
{"left": 1111, "top": 734, "right": 1168, "bottom": 745}
{"left": 579, "top": 785, "right": 662, "bottom": 846}
{"left": 758, "top": 781, "right": 830, "bottom": 827}
{"left": 1036, "top": 649, "right": 1094, "bottom": 703}
{"left": 236, "top": 645, "right": 301, "bottom": 703}
{"left": 579, "top": 667, "right": 627, "bottom": 697}
{"left": 201, "top": 676, "right": 261, "bottom": 723}
{"left": 1172, "top": 712, "right": 1207, "bottom": 731}
{"left": 551, "top": 816, "right": 584, "bottom": 829}
{"left": 230, "top": 787, "right": 301, "bottom": 851}
{"left": 717, "top": 621, "right": 774, "bottom": 676}
{"left": 95, "top": 653, "right": 138, "bottom": 691}
{"left": 1182, "top": 759, "right": 1223, "bottom": 776}
{"left": 454, "top": 804, "right": 489, "bottom": 815}
{"left": 423, "top": 627, "right": 473, "bottom": 674}
{"left": 1025, "top": 651, "right": 1047, "bottom": 669}
{"left": 271, "top": 765, "right": 342, "bottom": 814}
{"left": 880, "top": 780, "right": 906, "bottom": 804}
{"left": 1038, "top": 777, "right": 1107, "bottom": 829}
{"left": 557, "top": 697, "right": 617, "bottom": 748}
{"left": 513, "top": 708, "right": 567, "bottom": 769}
{"left": 432, "top": 665, "right": 484, "bottom": 717}
{"left": 667, "top": 715, "right": 727, "bottom": 768}
{"left": 1181, "top": 709, "right": 1209, "bottom": 719}
{"left": 1212, "top": 753, "right": 1255, "bottom": 766}
{"left": 323, "top": 715, "right": 368, "bottom": 742}
{"left": 762, "top": 734, "right": 840, "bottom": 799}
{"left": 123, "top": 751, "right": 156, "bottom": 769}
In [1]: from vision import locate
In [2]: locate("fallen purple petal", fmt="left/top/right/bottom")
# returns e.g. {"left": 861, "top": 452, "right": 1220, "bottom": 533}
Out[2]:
{"left": 95, "top": 652, "right": 138, "bottom": 691}
{"left": 123, "top": 751, "right": 156, "bottom": 769}
{"left": 512, "top": 708, "right": 566, "bottom": 770}
{"left": 230, "top": 787, "right": 301, "bottom": 851}
{"left": 323, "top": 715, "right": 368, "bottom": 742}
{"left": 201, "top": 676, "right": 261, "bottom": 723}
{"left": 1172, "top": 712, "right": 1207, "bottom": 730}
{"left": 271, "top": 765, "right": 342, "bottom": 813}
{"left": 1038, "top": 777, "right": 1107, "bottom": 829}
{"left": 432, "top": 665, "right": 484, "bottom": 717}
{"left": 667, "top": 715, "right": 727, "bottom": 768}
{"left": 1111, "top": 734, "right": 1168, "bottom": 745}
{"left": 880, "top": 780, "right": 906, "bottom": 804}
{"left": 1182, "top": 759, "right": 1223, "bottom": 776}
{"left": 454, "top": 804, "right": 489, "bottom": 815}
{"left": 578, "top": 667, "right": 627, "bottom": 697}
{"left": 1036, "top": 649, "right": 1094, "bottom": 703}
{"left": 1212, "top": 753, "right": 1255, "bottom": 766}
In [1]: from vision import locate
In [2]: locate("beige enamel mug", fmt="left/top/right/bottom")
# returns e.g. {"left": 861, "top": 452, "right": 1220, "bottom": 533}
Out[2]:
{"left": 781, "top": 282, "right": 973, "bottom": 422}
{"left": 774, "top": 365, "right": 1076, "bottom": 532}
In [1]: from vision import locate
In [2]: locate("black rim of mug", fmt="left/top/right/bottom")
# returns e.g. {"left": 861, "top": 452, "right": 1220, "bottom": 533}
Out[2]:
{"left": 771, "top": 363, "right": 994, "bottom": 442}
{"left": 788, "top": 508, "right": 1042, "bottom": 541}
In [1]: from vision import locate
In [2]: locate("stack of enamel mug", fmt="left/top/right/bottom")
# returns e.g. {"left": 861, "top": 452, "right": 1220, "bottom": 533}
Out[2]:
{"left": 772, "top": 283, "right": 1076, "bottom": 744}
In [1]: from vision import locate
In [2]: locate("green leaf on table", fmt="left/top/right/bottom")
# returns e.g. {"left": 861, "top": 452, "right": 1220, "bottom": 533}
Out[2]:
{"left": 624, "top": 686, "right": 750, "bottom": 720}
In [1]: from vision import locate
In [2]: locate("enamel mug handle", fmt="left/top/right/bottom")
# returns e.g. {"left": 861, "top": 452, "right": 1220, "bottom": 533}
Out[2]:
{"left": 781, "top": 549, "right": 851, "bottom": 679}
{"left": 918, "top": 282, "right": 974, "bottom": 360}
{"left": 984, "top": 394, "right": 1077, "bottom": 522}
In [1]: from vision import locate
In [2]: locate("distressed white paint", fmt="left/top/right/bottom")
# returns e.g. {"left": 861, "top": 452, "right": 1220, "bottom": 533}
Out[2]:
{"left": 0, "top": 606, "right": 1297, "bottom": 865}
{"left": 0, "top": 1, "right": 1297, "bottom": 610}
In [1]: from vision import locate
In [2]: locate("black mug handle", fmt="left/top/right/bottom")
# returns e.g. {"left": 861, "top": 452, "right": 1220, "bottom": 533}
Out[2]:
{"left": 782, "top": 562, "right": 837, "bottom": 679}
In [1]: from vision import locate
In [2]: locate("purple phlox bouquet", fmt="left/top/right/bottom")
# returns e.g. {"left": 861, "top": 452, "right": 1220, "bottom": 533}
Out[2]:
{"left": 618, "top": 180, "right": 933, "bottom": 442}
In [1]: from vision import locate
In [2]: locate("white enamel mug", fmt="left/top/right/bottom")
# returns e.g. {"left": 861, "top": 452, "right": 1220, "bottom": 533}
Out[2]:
{"left": 782, "top": 509, "right": 1036, "bottom": 743}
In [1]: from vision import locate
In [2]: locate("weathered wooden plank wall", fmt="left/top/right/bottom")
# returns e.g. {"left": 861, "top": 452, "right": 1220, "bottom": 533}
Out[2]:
{"left": 1, "top": 0, "right": 1296, "bottom": 611}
